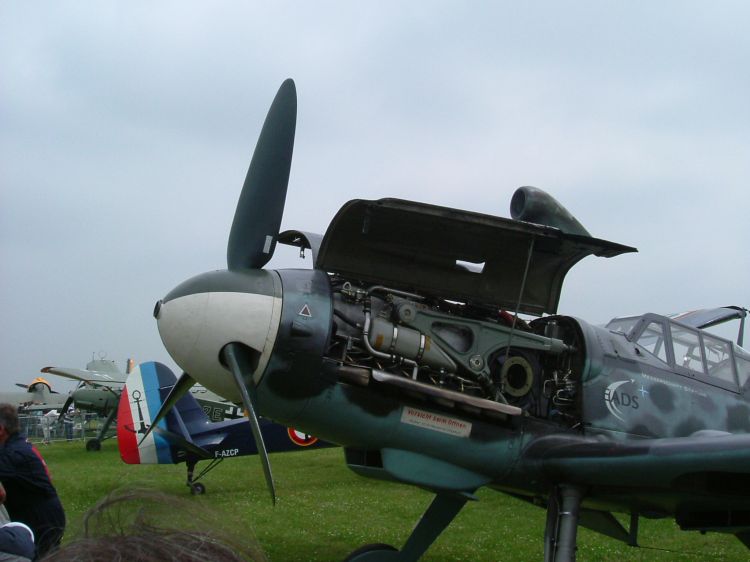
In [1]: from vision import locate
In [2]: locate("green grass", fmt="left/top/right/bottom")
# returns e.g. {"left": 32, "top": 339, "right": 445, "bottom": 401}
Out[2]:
{"left": 37, "top": 439, "right": 747, "bottom": 561}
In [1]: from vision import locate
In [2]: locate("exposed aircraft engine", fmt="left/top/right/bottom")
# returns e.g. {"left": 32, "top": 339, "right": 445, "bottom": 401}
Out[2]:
{"left": 304, "top": 184, "right": 634, "bottom": 431}
{"left": 327, "top": 280, "right": 585, "bottom": 425}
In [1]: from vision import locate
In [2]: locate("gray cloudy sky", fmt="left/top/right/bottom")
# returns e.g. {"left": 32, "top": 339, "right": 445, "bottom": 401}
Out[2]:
{"left": 1, "top": 2, "right": 748, "bottom": 392}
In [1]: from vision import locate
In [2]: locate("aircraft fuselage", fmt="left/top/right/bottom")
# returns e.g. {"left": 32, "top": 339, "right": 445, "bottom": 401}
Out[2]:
{"left": 157, "top": 264, "right": 750, "bottom": 521}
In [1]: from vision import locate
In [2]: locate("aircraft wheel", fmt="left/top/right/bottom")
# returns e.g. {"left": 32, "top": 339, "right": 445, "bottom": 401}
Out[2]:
{"left": 342, "top": 543, "right": 398, "bottom": 561}
{"left": 85, "top": 439, "right": 101, "bottom": 452}
{"left": 190, "top": 483, "right": 206, "bottom": 495}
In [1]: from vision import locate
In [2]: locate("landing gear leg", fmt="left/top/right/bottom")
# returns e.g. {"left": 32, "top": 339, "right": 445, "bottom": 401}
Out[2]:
{"left": 186, "top": 459, "right": 205, "bottom": 495}
{"left": 544, "top": 485, "right": 584, "bottom": 562}
{"left": 87, "top": 408, "right": 117, "bottom": 452}
{"left": 344, "top": 492, "right": 470, "bottom": 561}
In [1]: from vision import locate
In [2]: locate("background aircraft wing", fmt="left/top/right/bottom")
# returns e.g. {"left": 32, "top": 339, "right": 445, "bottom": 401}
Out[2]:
{"left": 41, "top": 366, "right": 126, "bottom": 387}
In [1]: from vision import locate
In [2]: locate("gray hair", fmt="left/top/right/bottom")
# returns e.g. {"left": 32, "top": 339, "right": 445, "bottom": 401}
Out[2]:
{"left": 0, "top": 404, "right": 19, "bottom": 435}
{"left": 41, "top": 488, "right": 266, "bottom": 561}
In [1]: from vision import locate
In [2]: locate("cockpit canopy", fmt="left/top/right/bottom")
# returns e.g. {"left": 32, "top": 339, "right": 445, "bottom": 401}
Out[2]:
{"left": 607, "top": 307, "right": 750, "bottom": 391}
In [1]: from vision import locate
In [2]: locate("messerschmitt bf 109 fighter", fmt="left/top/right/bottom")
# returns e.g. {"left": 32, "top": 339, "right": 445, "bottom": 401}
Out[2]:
{"left": 143, "top": 79, "right": 750, "bottom": 561}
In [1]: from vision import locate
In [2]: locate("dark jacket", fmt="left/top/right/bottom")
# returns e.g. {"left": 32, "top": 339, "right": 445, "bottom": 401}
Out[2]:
{"left": 0, "top": 433, "right": 65, "bottom": 558}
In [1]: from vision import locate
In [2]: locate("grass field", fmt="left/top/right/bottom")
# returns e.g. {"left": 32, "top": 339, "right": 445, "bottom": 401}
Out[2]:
{"left": 37, "top": 438, "right": 746, "bottom": 561}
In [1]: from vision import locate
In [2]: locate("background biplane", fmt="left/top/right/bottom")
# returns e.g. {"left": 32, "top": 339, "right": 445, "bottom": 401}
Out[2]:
{"left": 120, "top": 361, "right": 330, "bottom": 494}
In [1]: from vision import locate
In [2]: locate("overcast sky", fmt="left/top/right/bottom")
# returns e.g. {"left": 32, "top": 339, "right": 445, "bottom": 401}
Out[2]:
{"left": 1, "top": 2, "right": 748, "bottom": 392}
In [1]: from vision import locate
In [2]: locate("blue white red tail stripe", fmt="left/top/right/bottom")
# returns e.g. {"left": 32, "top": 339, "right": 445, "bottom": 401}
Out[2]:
{"left": 117, "top": 362, "right": 173, "bottom": 465}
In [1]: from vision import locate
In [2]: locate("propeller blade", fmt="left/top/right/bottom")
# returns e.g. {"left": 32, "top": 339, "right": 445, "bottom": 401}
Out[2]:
{"left": 138, "top": 372, "right": 196, "bottom": 446}
{"left": 227, "top": 79, "right": 297, "bottom": 270}
{"left": 57, "top": 394, "right": 74, "bottom": 429}
{"left": 221, "top": 343, "right": 276, "bottom": 504}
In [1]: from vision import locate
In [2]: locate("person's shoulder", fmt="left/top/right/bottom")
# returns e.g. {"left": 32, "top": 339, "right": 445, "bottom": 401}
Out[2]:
{"left": 1, "top": 436, "right": 32, "bottom": 456}
{"left": 0, "top": 522, "right": 35, "bottom": 560}
{"left": 5, "top": 435, "right": 29, "bottom": 448}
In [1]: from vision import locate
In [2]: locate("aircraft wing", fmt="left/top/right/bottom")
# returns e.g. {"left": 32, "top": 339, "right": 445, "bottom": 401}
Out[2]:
{"left": 669, "top": 306, "right": 746, "bottom": 330}
{"left": 524, "top": 432, "right": 750, "bottom": 491}
{"left": 21, "top": 403, "right": 64, "bottom": 412}
{"left": 41, "top": 366, "right": 126, "bottom": 388}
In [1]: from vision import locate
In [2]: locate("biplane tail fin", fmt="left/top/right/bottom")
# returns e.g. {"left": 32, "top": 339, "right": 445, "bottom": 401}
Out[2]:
{"left": 117, "top": 362, "right": 209, "bottom": 465}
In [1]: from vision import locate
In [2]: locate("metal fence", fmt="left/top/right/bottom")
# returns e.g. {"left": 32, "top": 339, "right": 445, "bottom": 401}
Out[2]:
{"left": 19, "top": 412, "right": 116, "bottom": 443}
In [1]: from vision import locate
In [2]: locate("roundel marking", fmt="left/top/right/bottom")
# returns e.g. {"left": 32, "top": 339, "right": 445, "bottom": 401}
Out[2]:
{"left": 287, "top": 427, "right": 318, "bottom": 446}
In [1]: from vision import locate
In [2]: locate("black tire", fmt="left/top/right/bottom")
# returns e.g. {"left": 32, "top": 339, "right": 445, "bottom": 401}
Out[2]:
{"left": 190, "top": 483, "right": 206, "bottom": 495}
{"left": 86, "top": 439, "right": 101, "bottom": 452}
{"left": 342, "top": 543, "right": 398, "bottom": 561}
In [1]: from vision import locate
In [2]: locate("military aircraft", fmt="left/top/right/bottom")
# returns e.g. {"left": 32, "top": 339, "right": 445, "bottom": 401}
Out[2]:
{"left": 43, "top": 358, "right": 241, "bottom": 451}
{"left": 41, "top": 358, "right": 136, "bottom": 450}
{"left": 143, "top": 79, "right": 750, "bottom": 561}
{"left": 118, "top": 361, "right": 330, "bottom": 494}
{"left": 0, "top": 377, "right": 66, "bottom": 411}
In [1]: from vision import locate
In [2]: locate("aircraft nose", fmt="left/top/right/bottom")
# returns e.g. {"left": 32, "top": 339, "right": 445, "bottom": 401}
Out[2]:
{"left": 155, "top": 269, "right": 282, "bottom": 402}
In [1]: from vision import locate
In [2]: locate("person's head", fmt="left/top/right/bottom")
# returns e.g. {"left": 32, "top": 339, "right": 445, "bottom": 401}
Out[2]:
{"left": 0, "top": 404, "right": 19, "bottom": 444}
{"left": 41, "top": 488, "right": 266, "bottom": 561}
